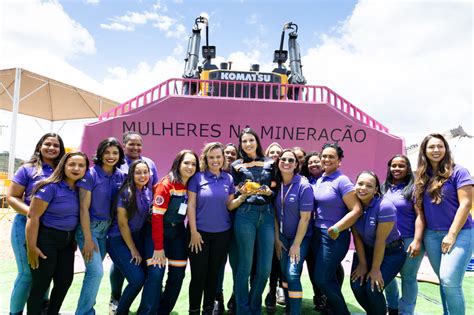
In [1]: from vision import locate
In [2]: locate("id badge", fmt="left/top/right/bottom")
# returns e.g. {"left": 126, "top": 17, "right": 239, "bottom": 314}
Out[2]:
{"left": 178, "top": 203, "right": 187, "bottom": 215}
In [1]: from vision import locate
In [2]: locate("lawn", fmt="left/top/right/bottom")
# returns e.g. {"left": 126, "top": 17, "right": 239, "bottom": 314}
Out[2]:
{"left": 0, "top": 258, "right": 472, "bottom": 314}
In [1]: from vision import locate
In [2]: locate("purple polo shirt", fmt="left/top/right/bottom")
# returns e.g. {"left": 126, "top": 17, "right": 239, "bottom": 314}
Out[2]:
{"left": 12, "top": 163, "right": 54, "bottom": 206}
{"left": 354, "top": 196, "right": 401, "bottom": 247}
{"left": 313, "top": 170, "right": 354, "bottom": 228}
{"left": 423, "top": 164, "right": 473, "bottom": 231}
{"left": 34, "top": 181, "right": 80, "bottom": 232}
{"left": 384, "top": 184, "right": 416, "bottom": 238}
{"left": 120, "top": 155, "right": 159, "bottom": 190}
{"left": 275, "top": 174, "right": 314, "bottom": 238}
{"left": 77, "top": 165, "right": 126, "bottom": 221}
{"left": 188, "top": 170, "right": 235, "bottom": 233}
{"left": 108, "top": 186, "right": 152, "bottom": 237}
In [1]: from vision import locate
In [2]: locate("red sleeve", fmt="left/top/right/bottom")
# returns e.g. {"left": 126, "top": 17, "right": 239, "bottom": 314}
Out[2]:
{"left": 151, "top": 178, "right": 171, "bottom": 250}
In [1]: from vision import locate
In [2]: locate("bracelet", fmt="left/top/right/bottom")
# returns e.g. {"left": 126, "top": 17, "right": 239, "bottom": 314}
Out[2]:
{"left": 332, "top": 226, "right": 340, "bottom": 234}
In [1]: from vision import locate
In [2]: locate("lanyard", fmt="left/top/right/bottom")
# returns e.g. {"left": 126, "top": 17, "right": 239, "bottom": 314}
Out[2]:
{"left": 280, "top": 182, "right": 293, "bottom": 234}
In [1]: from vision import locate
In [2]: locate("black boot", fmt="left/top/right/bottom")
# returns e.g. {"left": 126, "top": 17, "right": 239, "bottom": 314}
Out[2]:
{"left": 213, "top": 292, "right": 225, "bottom": 315}
{"left": 387, "top": 307, "right": 399, "bottom": 315}
{"left": 265, "top": 289, "right": 277, "bottom": 313}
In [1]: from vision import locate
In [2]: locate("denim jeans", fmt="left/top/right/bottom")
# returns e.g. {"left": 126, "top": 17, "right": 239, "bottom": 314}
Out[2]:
{"left": 106, "top": 224, "right": 165, "bottom": 315}
{"left": 350, "top": 241, "right": 406, "bottom": 315}
{"left": 75, "top": 220, "right": 111, "bottom": 315}
{"left": 384, "top": 236, "right": 425, "bottom": 314}
{"left": 424, "top": 228, "right": 473, "bottom": 315}
{"left": 234, "top": 203, "right": 275, "bottom": 315}
{"left": 279, "top": 234, "right": 310, "bottom": 315}
{"left": 313, "top": 227, "right": 350, "bottom": 315}
{"left": 109, "top": 262, "right": 124, "bottom": 301}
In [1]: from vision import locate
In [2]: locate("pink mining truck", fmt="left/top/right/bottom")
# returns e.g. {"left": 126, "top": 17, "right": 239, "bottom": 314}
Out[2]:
{"left": 79, "top": 18, "right": 404, "bottom": 180}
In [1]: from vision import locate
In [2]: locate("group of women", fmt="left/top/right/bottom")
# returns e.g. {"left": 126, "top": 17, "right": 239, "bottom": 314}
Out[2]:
{"left": 7, "top": 128, "right": 473, "bottom": 315}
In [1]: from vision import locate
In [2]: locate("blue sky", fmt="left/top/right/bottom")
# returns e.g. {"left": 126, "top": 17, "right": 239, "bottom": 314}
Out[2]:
{"left": 0, "top": 0, "right": 472, "bottom": 159}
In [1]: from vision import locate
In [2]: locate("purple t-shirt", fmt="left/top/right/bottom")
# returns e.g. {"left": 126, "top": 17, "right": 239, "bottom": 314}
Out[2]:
{"left": 34, "top": 181, "right": 80, "bottom": 232}
{"left": 120, "top": 155, "right": 159, "bottom": 190}
{"left": 423, "top": 164, "right": 473, "bottom": 231}
{"left": 77, "top": 165, "right": 126, "bottom": 221}
{"left": 313, "top": 170, "right": 354, "bottom": 228}
{"left": 188, "top": 171, "right": 235, "bottom": 233}
{"left": 275, "top": 174, "right": 314, "bottom": 239}
{"left": 354, "top": 196, "right": 401, "bottom": 247}
{"left": 108, "top": 186, "right": 152, "bottom": 237}
{"left": 12, "top": 163, "right": 54, "bottom": 206}
{"left": 384, "top": 184, "right": 416, "bottom": 238}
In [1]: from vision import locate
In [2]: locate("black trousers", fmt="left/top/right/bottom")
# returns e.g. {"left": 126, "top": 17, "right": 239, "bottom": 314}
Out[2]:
{"left": 188, "top": 228, "right": 232, "bottom": 311}
{"left": 27, "top": 225, "right": 75, "bottom": 315}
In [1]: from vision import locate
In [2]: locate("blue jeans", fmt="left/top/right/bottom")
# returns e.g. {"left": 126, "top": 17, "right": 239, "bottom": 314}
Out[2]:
{"left": 384, "top": 236, "right": 425, "bottom": 314}
{"left": 234, "top": 204, "right": 275, "bottom": 315}
{"left": 424, "top": 228, "right": 473, "bottom": 315}
{"left": 75, "top": 220, "right": 111, "bottom": 315}
{"left": 313, "top": 227, "right": 350, "bottom": 315}
{"left": 106, "top": 224, "right": 165, "bottom": 315}
{"left": 109, "top": 262, "right": 124, "bottom": 300}
{"left": 350, "top": 241, "right": 406, "bottom": 315}
{"left": 279, "top": 234, "right": 310, "bottom": 315}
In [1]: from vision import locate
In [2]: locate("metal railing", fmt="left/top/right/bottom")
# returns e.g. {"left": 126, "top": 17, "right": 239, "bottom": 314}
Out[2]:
{"left": 98, "top": 78, "right": 389, "bottom": 133}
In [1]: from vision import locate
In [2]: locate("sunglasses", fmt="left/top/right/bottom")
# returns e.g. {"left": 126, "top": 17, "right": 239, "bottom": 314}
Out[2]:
{"left": 280, "top": 157, "right": 296, "bottom": 164}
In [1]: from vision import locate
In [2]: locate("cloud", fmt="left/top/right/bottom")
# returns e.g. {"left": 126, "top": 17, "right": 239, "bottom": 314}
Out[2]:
{"left": 85, "top": 0, "right": 99, "bottom": 4}
{"left": 100, "top": 22, "right": 133, "bottom": 31}
{"left": 302, "top": 0, "right": 472, "bottom": 144}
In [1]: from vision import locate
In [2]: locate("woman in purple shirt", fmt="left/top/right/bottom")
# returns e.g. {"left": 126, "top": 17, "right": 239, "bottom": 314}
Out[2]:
{"left": 106, "top": 160, "right": 165, "bottom": 314}
{"left": 75, "top": 137, "right": 126, "bottom": 314}
{"left": 26, "top": 151, "right": 88, "bottom": 315}
{"left": 274, "top": 149, "right": 314, "bottom": 315}
{"left": 7, "top": 133, "right": 65, "bottom": 315}
{"left": 350, "top": 171, "right": 406, "bottom": 315}
{"left": 187, "top": 142, "right": 244, "bottom": 314}
{"left": 312, "top": 143, "right": 362, "bottom": 315}
{"left": 414, "top": 133, "right": 473, "bottom": 315}
{"left": 382, "top": 155, "right": 424, "bottom": 315}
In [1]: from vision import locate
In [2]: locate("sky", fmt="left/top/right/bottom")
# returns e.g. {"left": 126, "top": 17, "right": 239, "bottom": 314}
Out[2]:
{"left": 0, "top": 0, "right": 472, "bottom": 160}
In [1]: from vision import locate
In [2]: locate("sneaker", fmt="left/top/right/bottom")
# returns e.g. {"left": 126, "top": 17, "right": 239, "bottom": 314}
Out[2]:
{"left": 276, "top": 287, "right": 286, "bottom": 306}
{"left": 265, "top": 290, "right": 276, "bottom": 313}
{"left": 213, "top": 292, "right": 225, "bottom": 315}
{"left": 109, "top": 298, "right": 119, "bottom": 315}
{"left": 226, "top": 294, "right": 235, "bottom": 314}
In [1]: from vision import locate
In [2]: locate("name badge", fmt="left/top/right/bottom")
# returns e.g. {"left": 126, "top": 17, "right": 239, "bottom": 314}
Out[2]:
{"left": 178, "top": 203, "right": 187, "bottom": 215}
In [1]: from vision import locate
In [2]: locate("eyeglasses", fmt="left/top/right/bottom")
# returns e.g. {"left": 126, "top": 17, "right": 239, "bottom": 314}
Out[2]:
{"left": 280, "top": 157, "right": 296, "bottom": 164}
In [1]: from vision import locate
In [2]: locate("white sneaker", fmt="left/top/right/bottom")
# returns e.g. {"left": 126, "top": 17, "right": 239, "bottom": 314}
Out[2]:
{"left": 109, "top": 298, "right": 119, "bottom": 315}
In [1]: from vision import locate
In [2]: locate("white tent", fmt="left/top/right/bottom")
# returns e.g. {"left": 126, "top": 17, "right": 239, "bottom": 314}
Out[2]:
{"left": 0, "top": 68, "right": 119, "bottom": 178}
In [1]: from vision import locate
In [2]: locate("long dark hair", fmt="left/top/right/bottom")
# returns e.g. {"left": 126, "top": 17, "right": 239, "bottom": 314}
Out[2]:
{"left": 300, "top": 151, "right": 320, "bottom": 177}
{"left": 93, "top": 137, "right": 125, "bottom": 170}
{"left": 275, "top": 149, "right": 300, "bottom": 186}
{"left": 32, "top": 152, "right": 89, "bottom": 194}
{"left": 381, "top": 154, "right": 414, "bottom": 200}
{"left": 117, "top": 160, "right": 149, "bottom": 219}
{"left": 168, "top": 150, "right": 200, "bottom": 184}
{"left": 414, "top": 133, "right": 454, "bottom": 208}
{"left": 238, "top": 127, "right": 264, "bottom": 161}
{"left": 27, "top": 133, "right": 66, "bottom": 175}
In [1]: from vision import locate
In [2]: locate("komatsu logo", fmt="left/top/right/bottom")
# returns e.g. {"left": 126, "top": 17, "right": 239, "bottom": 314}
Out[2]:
{"left": 219, "top": 71, "right": 272, "bottom": 82}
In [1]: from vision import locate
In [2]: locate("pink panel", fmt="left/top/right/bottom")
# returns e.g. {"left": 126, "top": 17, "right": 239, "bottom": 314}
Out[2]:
{"left": 81, "top": 96, "right": 404, "bottom": 181}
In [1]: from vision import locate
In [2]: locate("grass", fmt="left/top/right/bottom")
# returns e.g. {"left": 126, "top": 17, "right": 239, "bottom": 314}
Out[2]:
{"left": 0, "top": 258, "right": 472, "bottom": 314}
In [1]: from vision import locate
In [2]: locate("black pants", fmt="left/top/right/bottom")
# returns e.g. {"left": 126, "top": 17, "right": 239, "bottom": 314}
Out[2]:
{"left": 27, "top": 225, "right": 75, "bottom": 315}
{"left": 188, "top": 228, "right": 232, "bottom": 312}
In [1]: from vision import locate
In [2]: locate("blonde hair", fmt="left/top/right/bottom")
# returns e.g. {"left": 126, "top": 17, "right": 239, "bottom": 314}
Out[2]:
{"left": 200, "top": 142, "right": 226, "bottom": 171}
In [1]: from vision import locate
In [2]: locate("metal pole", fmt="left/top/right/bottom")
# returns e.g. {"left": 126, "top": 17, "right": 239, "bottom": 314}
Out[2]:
{"left": 8, "top": 68, "right": 21, "bottom": 179}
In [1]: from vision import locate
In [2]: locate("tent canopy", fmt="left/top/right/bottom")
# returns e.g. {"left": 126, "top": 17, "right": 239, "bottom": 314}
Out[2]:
{"left": 0, "top": 68, "right": 118, "bottom": 121}
{"left": 0, "top": 67, "right": 119, "bottom": 178}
